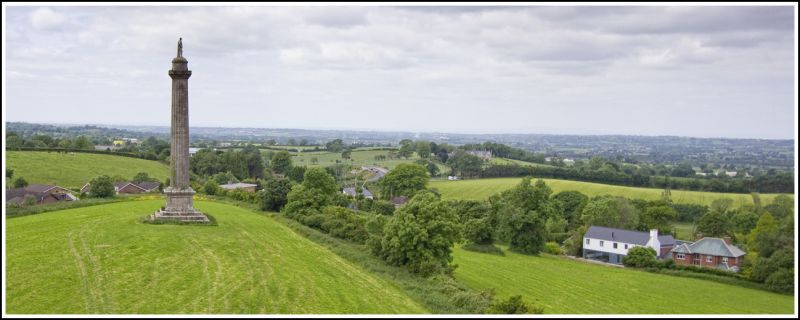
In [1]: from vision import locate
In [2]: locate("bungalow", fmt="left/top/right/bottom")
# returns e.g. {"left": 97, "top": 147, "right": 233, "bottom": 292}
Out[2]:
{"left": 670, "top": 236, "right": 745, "bottom": 272}
{"left": 342, "top": 187, "right": 373, "bottom": 199}
{"left": 114, "top": 182, "right": 148, "bottom": 194}
{"left": 582, "top": 226, "right": 676, "bottom": 264}
{"left": 219, "top": 182, "right": 258, "bottom": 193}
{"left": 80, "top": 181, "right": 160, "bottom": 195}
{"left": 136, "top": 181, "right": 161, "bottom": 192}
{"left": 6, "top": 184, "right": 77, "bottom": 205}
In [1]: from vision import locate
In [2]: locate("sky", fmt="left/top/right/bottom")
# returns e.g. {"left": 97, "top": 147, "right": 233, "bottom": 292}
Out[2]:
{"left": 3, "top": 4, "right": 797, "bottom": 139}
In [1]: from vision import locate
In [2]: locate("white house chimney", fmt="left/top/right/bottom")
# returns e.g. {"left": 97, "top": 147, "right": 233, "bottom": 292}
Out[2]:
{"left": 648, "top": 229, "right": 661, "bottom": 256}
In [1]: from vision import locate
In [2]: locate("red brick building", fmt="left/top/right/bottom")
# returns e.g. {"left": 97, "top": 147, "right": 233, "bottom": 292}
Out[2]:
{"left": 80, "top": 181, "right": 160, "bottom": 195}
{"left": 670, "top": 236, "right": 745, "bottom": 271}
{"left": 6, "top": 185, "right": 77, "bottom": 205}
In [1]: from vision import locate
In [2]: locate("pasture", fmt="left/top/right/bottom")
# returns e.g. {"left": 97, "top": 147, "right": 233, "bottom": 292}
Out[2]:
{"left": 289, "top": 149, "right": 448, "bottom": 172}
{"left": 430, "top": 177, "right": 793, "bottom": 207}
{"left": 453, "top": 246, "right": 794, "bottom": 314}
{"left": 5, "top": 199, "right": 426, "bottom": 314}
{"left": 6, "top": 151, "right": 170, "bottom": 190}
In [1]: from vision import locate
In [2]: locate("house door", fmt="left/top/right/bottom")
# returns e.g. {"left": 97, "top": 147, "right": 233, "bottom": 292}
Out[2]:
{"left": 692, "top": 254, "right": 700, "bottom": 265}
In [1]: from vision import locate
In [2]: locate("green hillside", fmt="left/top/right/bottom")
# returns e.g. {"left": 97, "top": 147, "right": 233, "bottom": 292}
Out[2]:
{"left": 6, "top": 151, "right": 171, "bottom": 189}
{"left": 430, "top": 177, "right": 793, "bottom": 207}
{"left": 453, "top": 246, "right": 793, "bottom": 314}
{"left": 5, "top": 199, "right": 426, "bottom": 314}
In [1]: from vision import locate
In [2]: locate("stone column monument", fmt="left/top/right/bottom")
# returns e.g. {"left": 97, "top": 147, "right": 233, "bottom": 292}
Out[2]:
{"left": 152, "top": 38, "right": 209, "bottom": 223}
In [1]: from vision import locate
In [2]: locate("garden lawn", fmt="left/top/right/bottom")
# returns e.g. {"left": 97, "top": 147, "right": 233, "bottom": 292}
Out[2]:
{"left": 453, "top": 246, "right": 794, "bottom": 314}
{"left": 5, "top": 199, "right": 426, "bottom": 314}
{"left": 430, "top": 177, "right": 793, "bottom": 207}
{"left": 6, "top": 151, "right": 170, "bottom": 190}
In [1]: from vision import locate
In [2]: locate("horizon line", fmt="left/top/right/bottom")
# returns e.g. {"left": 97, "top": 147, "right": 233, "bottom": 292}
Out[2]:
{"left": 5, "top": 120, "right": 796, "bottom": 141}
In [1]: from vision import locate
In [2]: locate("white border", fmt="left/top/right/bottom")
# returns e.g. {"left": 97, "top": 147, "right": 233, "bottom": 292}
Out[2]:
{"left": 2, "top": 1, "right": 798, "bottom": 318}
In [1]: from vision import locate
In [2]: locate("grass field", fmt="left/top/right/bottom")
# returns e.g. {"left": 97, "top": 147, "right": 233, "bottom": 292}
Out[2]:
{"left": 290, "top": 149, "right": 449, "bottom": 172}
{"left": 430, "top": 177, "right": 793, "bottom": 207}
{"left": 453, "top": 246, "right": 794, "bottom": 314}
{"left": 488, "top": 157, "right": 552, "bottom": 167}
{"left": 5, "top": 199, "right": 426, "bottom": 314}
{"left": 6, "top": 151, "right": 170, "bottom": 190}
{"left": 673, "top": 222, "right": 696, "bottom": 241}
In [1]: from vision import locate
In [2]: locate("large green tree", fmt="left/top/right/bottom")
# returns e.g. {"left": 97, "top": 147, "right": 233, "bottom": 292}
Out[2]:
{"left": 641, "top": 205, "right": 677, "bottom": 234}
{"left": 748, "top": 213, "right": 780, "bottom": 258}
{"left": 325, "top": 139, "right": 344, "bottom": 152}
{"left": 552, "top": 190, "right": 589, "bottom": 228}
{"left": 271, "top": 150, "right": 293, "bottom": 175}
{"left": 696, "top": 210, "right": 730, "bottom": 238}
{"left": 398, "top": 139, "right": 415, "bottom": 158}
{"left": 376, "top": 190, "right": 461, "bottom": 275}
{"left": 89, "top": 175, "right": 115, "bottom": 198}
{"left": 379, "top": 163, "right": 428, "bottom": 198}
{"left": 415, "top": 140, "right": 432, "bottom": 159}
{"left": 580, "top": 196, "right": 640, "bottom": 230}
{"left": 259, "top": 178, "right": 294, "bottom": 211}
{"left": 446, "top": 150, "right": 483, "bottom": 178}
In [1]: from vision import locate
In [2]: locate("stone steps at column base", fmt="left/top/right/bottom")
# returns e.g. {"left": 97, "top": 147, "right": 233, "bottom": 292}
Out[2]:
{"left": 149, "top": 209, "right": 211, "bottom": 223}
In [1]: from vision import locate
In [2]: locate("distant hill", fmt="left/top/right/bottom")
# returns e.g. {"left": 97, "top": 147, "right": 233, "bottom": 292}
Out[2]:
{"left": 6, "top": 151, "right": 170, "bottom": 189}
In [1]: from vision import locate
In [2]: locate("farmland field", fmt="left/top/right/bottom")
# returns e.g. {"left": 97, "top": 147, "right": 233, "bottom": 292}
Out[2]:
{"left": 5, "top": 199, "right": 426, "bottom": 314}
{"left": 6, "top": 151, "right": 170, "bottom": 190}
{"left": 673, "top": 222, "right": 696, "bottom": 241}
{"left": 453, "top": 246, "right": 794, "bottom": 314}
{"left": 488, "top": 157, "right": 553, "bottom": 167}
{"left": 290, "top": 149, "right": 449, "bottom": 172}
{"left": 430, "top": 177, "right": 793, "bottom": 207}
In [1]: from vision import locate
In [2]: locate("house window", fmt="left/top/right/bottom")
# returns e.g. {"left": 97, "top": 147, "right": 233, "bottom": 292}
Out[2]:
{"left": 600, "top": 241, "right": 604, "bottom": 247}
{"left": 585, "top": 239, "right": 590, "bottom": 245}
{"left": 676, "top": 253, "right": 685, "bottom": 260}
{"left": 613, "top": 243, "right": 618, "bottom": 249}
{"left": 722, "top": 257, "right": 728, "bottom": 264}
{"left": 706, "top": 256, "right": 713, "bottom": 263}
{"left": 624, "top": 244, "right": 628, "bottom": 249}
{"left": 693, "top": 254, "right": 700, "bottom": 265}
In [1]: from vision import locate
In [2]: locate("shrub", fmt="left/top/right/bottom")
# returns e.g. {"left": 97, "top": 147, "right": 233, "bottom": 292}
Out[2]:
{"left": 89, "top": 175, "right": 116, "bottom": 198}
{"left": 463, "top": 217, "right": 494, "bottom": 245}
{"left": 486, "top": 295, "right": 543, "bottom": 314}
{"left": 365, "top": 214, "right": 388, "bottom": 256}
{"left": 259, "top": 178, "right": 293, "bottom": 211}
{"left": 657, "top": 258, "right": 675, "bottom": 269}
{"left": 13, "top": 177, "right": 29, "bottom": 188}
{"left": 355, "top": 198, "right": 395, "bottom": 215}
{"left": 462, "top": 243, "right": 505, "bottom": 256}
{"left": 202, "top": 180, "right": 220, "bottom": 195}
{"left": 320, "top": 206, "right": 368, "bottom": 243}
{"left": 622, "top": 246, "right": 657, "bottom": 268}
{"left": 544, "top": 242, "right": 563, "bottom": 255}
{"left": 22, "top": 194, "right": 37, "bottom": 206}
{"left": 765, "top": 268, "right": 794, "bottom": 294}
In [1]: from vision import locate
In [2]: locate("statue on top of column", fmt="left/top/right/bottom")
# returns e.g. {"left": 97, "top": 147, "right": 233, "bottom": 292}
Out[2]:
{"left": 177, "top": 38, "right": 183, "bottom": 57}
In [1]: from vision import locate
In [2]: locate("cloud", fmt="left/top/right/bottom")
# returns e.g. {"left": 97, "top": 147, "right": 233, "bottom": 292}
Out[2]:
{"left": 4, "top": 5, "right": 797, "bottom": 139}
{"left": 30, "top": 7, "right": 66, "bottom": 30}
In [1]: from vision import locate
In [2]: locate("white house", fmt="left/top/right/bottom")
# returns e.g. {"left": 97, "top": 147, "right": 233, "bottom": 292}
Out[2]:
{"left": 447, "top": 176, "right": 460, "bottom": 181}
{"left": 582, "top": 226, "right": 676, "bottom": 264}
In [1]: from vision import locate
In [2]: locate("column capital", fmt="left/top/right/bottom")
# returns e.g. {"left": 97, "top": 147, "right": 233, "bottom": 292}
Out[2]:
{"left": 168, "top": 70, "right": 192, "bottom": 79}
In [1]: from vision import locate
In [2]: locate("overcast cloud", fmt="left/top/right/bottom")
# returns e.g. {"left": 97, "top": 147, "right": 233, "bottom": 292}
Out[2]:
{"left": 3, "top": 5, "right": 796, "bottom": 139}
